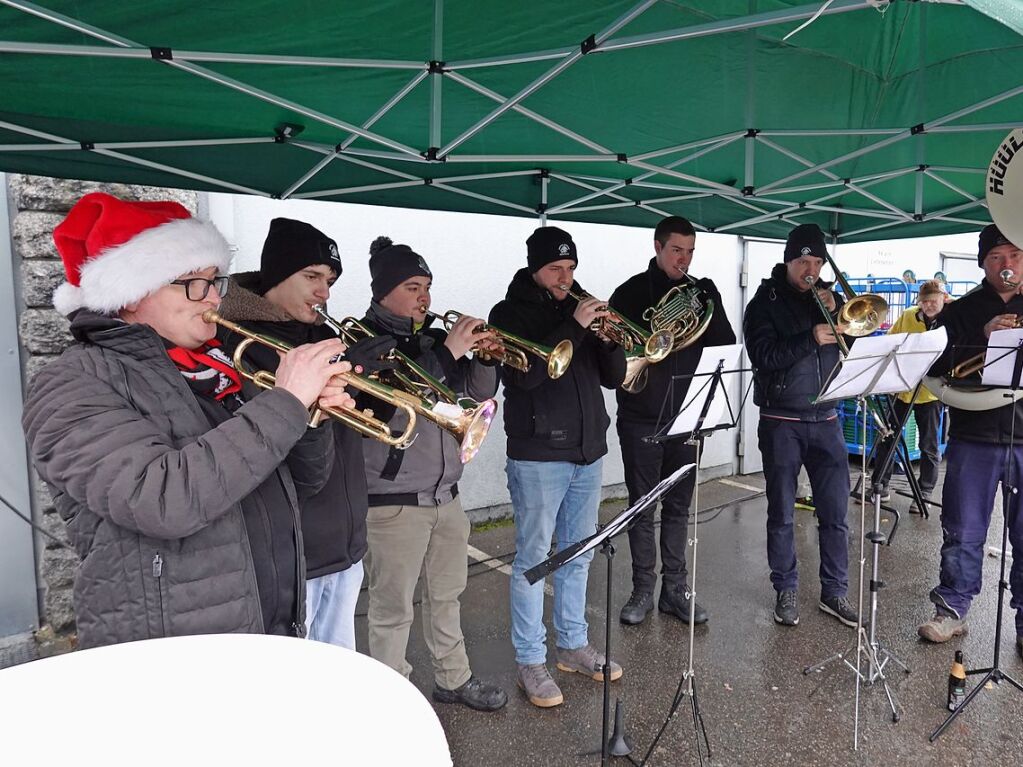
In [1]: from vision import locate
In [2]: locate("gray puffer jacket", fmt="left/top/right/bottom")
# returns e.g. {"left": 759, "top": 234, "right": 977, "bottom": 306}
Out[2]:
{"left": 22, "top": 310, "right": 332, "bottom": 648}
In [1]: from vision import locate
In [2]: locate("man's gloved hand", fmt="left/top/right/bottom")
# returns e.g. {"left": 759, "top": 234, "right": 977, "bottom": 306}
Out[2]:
{"left": 344, "top": 334, "right": 399, "bottom": 375}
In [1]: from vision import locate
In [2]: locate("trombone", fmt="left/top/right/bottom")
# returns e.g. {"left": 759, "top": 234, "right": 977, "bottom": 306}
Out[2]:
{"left": 424, "top": 309, "right": 574, "bottom": 380}
{"left": 203, "top": 310, "right": 419, "bottom": 449}
{"left": 312, "top": 306, "right": 497, "bottom": 463}
{"left": 804, "top": 254, "right": 889, "bottom": 357}
{"left": 558, "top": 284, "right": 674, "bottom": 393}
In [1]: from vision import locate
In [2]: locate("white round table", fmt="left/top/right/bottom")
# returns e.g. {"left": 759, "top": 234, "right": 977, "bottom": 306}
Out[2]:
{"left": 0, "top": 633, "right": 452, "bottom": 766}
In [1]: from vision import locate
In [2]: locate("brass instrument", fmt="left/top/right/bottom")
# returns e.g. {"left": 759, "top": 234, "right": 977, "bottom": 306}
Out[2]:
{"left": 558, "top": 283, "right": 673, "bottom": 393}
{"left": 203, "top": 310, "right": 418, "bottom": 448}
{"left": 425, "top": 309, "right": 573, "bottom": 380}
{"left": 643, "top": 274, "right": 715, "bottom": 354}
{"left": 313, "top": 306, "right": 497, "bottom": 463}
{"left": 948, "top": 270, "right": 1022, "bottom": 380}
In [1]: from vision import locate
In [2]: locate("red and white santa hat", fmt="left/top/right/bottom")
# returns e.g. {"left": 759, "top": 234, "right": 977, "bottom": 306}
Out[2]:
{"left": 52, "top": 192, "right": 233, "bottom": 316}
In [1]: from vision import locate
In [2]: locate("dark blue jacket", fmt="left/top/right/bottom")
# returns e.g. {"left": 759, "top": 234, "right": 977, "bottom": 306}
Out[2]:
{"left": 743, "top": 263, "right": 845, "bottom": 421}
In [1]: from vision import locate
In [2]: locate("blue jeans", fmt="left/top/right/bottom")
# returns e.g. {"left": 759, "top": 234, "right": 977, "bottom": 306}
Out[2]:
{"left": 759, "top": 417, "right": 850, "bottom": 598}
{"left": 305, "top": 559, "right": 364, "bottom": 650}
{"left": 508, "top": 458, "right": 602, "bottom": 666}
{"left": 930, "top": 440, "right": 1023, "bottom": 634}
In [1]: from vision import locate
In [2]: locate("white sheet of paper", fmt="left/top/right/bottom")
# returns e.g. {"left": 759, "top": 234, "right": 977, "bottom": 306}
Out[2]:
{"left": 667, "top": 343, "right": 743, "bottom": 436}
{"left": 981, "top": 328, "right": 1023, "bottom": 386}
{"left": 817, "top": 327, "right": 948, "bottom": 402}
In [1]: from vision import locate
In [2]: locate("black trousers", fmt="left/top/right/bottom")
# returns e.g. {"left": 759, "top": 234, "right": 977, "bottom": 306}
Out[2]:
{"left": 878, "top": 399, "right": 942, "bottom": 493}
{"left": 617, "top": 418, "right": 698, "bottom": 594}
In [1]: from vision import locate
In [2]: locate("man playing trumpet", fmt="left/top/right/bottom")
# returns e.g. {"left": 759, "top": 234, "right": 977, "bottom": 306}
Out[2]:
{"left": 609, "top": 215, "right": 736, "bottom": 627}
{"left": 22, "top": 193, "right": 350, "bottom": 648}
{"left": 358, "top": 236, "right": 507, "bottom": 712}
{"left": 743, "top": 223, "right": 858, "bottom": 629}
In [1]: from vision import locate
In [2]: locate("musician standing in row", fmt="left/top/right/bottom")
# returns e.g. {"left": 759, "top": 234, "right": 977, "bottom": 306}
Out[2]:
{"left": 215, "top": 218, "right": 394, "bottom": 650}
{"left": 918, "top": 225, "right": 1023, "bottom": 659}
{"left": 360, "top": 237, "right": 507, "bottom": 711}
{"left": 876, "top": 279, "right": 947, "bottom": 514}
{"left": 23, "top": 194, "right": 350, "bottom": 648}
{"left": 490, "top": 227, "right": 627, "bottom": 708}
{"left": 743, "top": 223, "right": 858, "bottom": 629}
{"left": 610, "top": 216, "right": 735, "bottom": 626}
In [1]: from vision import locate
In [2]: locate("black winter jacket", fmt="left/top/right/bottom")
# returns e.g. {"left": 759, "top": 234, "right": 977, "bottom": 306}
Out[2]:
{"left": 930, "top": 279, "right": 1023, "bottom": 443}
{"left": 22, "top": 311, "right": 332, "bottom": 648}
{"left": 489, "top": 268, "right": 626, "bottom": 463}
{"left": 610, "top": 258, "right": 736, "bottom": 426}
{"left": 216, "top": 273, "right": 369, "bottom": 579}
{"left": 743, "top": 263, "right": 846, "bottom": 421}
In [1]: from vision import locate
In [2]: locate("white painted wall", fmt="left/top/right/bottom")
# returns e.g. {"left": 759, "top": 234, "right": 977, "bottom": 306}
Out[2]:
{"left": 207, "top": 194, "right": 745, "bottom": 510}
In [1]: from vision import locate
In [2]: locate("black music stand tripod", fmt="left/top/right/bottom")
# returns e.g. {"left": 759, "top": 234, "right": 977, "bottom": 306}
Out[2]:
{"left": 930, "top": 335, "right": 1023, "bottom": 742}
{"left": 525, "top": 463, "right": 696, "bottom": 766}
{"left": 636, "top": 347, "right": 750, "bottom": 766}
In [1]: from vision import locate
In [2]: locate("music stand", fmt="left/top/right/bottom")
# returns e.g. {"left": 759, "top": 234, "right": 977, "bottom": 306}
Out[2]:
{"left": 929, "top": 330, "right": 1023, "bottom": 741}
{"left": 525, "top": 463, "right": 696, "bottom": 767}
{"left": 632, "top": 343, "right": 748, "bottom": 767}
{"left": 803, "top": 329, "right": 946, "bottom": 749}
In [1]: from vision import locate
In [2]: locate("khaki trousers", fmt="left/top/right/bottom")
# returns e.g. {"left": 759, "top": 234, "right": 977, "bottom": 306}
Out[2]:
{"left": 365, "top": 497, "right": 472, "bottom": 690}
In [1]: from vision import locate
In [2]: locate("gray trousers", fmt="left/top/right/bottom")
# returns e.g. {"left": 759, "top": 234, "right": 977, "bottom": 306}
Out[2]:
{"left": 366, "top": 496, "right": 472, "bottom": 690}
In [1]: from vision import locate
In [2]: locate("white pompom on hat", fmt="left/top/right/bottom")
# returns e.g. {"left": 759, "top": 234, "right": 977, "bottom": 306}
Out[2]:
{"left": 52, "top": 192, "right": 233, "bottom": 316}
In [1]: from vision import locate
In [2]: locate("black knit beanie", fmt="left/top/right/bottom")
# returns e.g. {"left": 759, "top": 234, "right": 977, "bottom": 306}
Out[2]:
{"left": 978, "top": 224, "right": 1012, "bottom": 266}
{"left": 783, "top": 223, "right": 829, "bottom": 263}
{"left": 369, "top": 236, "right": 432, "bottom": 300}
{"left": 526, "top": 226, "right": 577, "bottom": 273}
{"left": 259, "top": 218, "right": 342, "bottom": 292}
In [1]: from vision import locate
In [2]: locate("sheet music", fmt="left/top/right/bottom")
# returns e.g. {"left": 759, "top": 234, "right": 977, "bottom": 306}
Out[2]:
{"left": 817, "top": 328, "right": 947, "bottom": 402}
{"left": 667, "top": 343, "right": 743, "bottom": 436}
{"left": 981, "top": 327, "right": 1023, "bottom": 386}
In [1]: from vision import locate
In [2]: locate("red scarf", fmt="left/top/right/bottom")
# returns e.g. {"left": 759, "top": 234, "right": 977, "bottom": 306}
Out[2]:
{"left": 167, "top": 339, "right": 242, "bottom": 401}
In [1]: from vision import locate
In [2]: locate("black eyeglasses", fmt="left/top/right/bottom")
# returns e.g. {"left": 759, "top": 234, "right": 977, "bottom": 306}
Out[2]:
{"left": 171, "top": 275, "right": 230, "bottom": 301}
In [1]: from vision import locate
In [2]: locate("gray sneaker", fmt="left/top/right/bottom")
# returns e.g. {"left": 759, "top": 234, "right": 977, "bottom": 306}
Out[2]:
{"left": 774, "top": 590, "right": 799, "bottom": 626}
{"left": 556, "top": 643, "right": 623, "bottom": 682}
{"left": 516, "top": 663, "right": 564, "bottom": 708}
{"left": 918, "top": 611, "right": 968, "bottom": 643}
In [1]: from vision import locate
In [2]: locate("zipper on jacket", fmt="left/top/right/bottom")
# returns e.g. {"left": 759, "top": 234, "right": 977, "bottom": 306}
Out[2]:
{"left": 152, "top": 553, "right": 167, "bottom": 636}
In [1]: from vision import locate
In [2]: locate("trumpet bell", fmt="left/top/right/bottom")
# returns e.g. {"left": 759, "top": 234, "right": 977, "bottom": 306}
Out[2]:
{"left": 450, "top": 398, "right": 498, "bottom": 463}
{"left": 839, "top": 294, "right": 889, "bottom": 337}
{"left": 547, "top": 340, "right": 574, "bottom": 379}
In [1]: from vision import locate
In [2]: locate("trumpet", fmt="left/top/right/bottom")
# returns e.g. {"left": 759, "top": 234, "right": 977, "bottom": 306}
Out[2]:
{"left": 425, "top": 309, "right": 573, "bottom": 380}
{"left": 203, "top": 310, "right": 419, "bottom": 448}
{"left": 558, "top": 284, "right": 674, "bottom": 393}
{"left": 950, "top": 270, "right": 1023, "bottom": 380}
{"left": 312, "top": 306, "right": 497, "bottom": 463}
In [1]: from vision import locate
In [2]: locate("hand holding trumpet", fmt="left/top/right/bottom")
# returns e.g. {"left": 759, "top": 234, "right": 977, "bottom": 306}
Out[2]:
{"left": 274, "top": 338, "right": 356, "bottom": 410}
{"left": 444, "top": 314, "right": 499, "bottom": 359}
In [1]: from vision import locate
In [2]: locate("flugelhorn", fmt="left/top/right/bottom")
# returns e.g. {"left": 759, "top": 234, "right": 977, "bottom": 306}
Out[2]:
{"left": 424, "top": 309, "right": 573, "bottom": 380}
{"left": 203, "top": 310, "right": 419, "bottom": 449}
{"left": 558, "top": 283, "right": 673, "bottom": 393}
{"left": 313, "top": 306, "right": 496, "bottom": 463}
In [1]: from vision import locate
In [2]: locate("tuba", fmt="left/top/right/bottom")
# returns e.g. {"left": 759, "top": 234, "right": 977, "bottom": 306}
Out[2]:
{"left": 424, "top": 309, "right": 573, "bottom": 380}
{"left": 313, "top": 306, "right": 497, "bottom": 463}
{"left": 203, "top": 310, "right": 419, "bottom": 448}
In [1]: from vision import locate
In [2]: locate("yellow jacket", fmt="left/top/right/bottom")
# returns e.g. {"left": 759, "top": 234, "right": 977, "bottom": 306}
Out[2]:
{"left": 888, "top": 307, "right": 938, "bottom": 404}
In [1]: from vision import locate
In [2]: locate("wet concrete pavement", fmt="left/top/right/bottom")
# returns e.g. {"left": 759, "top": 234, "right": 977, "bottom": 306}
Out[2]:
{"left": 354, "top": 470, "right": 1023, "bottom": 766}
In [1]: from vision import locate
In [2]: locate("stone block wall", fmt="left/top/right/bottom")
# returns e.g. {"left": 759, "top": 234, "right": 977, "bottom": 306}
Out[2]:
{"left": 10, "top": 175, "right": 198, "bottom": 638}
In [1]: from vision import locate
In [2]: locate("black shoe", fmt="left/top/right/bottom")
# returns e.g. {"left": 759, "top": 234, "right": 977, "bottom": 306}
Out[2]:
{"left": 774, "top": 590, "right": 799, "bottom": 626}
{"left": 433, "top": 675, "right": 508, "bottom": 712}
{"left": 619, "top": 591, "right": 654, "bottom": 625}
{"left": 658, "top": 585, "right": 708, "bottom": 624}
{"left": 819, "top": 595, "right": 859, "bottom": 628}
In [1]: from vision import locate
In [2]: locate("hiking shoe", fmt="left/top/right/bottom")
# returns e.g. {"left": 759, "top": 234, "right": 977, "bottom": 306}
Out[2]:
{"left": 908, "top": 493, "right": 932, "bottom": 514}
{"left": 795, "top": 496, "right": 815, "bottom": 511}
{"left": 819, "top": 595, "right": 859, "bottom": 628}
{"left": 774, "top": 590, "right": 799, "bottom": 626}
{"left": 433, "top": 675, "right": 508, "bottom": 712}
{"left": 658, "top": 584, "right": 708, "bottom": 624}
{"left": 516, "top": 663, "right": 563, "bottom": 708}
{"left": 556, "top": 644, "right": 623, "bottom": 682}
{"left": 619, "top": 591, "right": 654, "bottom": 625}
{"left": 918, "top": 612, "right": 968, "bottom": 643}
{"left": 872, "top": 486, "right": 891, "bottom": 502}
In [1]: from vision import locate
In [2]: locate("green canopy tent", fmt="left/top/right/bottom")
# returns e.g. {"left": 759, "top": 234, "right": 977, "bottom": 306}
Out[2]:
{"left": 0, "top": 0, "right": 1020, "bottom": 242}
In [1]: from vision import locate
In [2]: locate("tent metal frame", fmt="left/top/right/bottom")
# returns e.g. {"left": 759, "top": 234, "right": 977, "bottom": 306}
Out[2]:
{"left": 0, "top": 0, "right": 1014, "bottom": 239}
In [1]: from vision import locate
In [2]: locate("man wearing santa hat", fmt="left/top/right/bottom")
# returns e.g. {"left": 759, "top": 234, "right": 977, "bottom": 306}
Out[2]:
{"left": 22, "top": 192, "right": 351, "bottom": 649}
